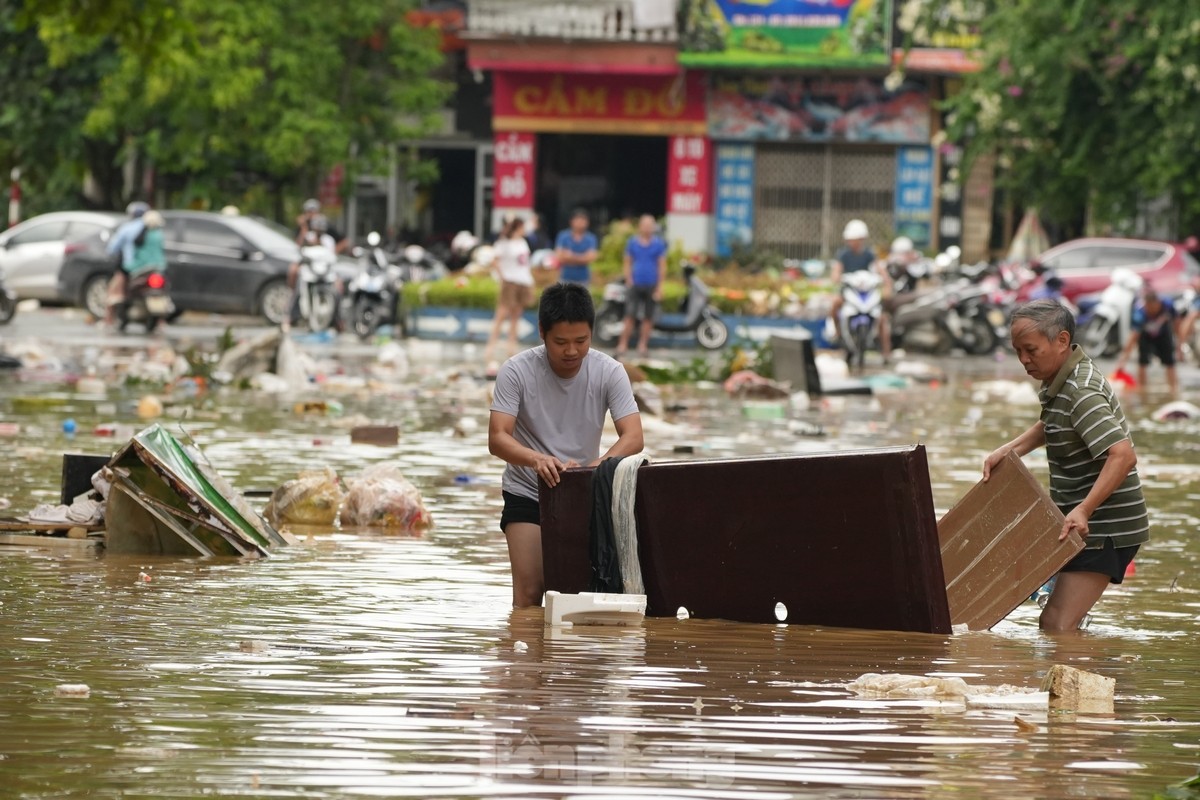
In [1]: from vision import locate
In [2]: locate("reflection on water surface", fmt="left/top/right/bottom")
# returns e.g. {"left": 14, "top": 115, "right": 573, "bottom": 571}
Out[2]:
{"left": 1, "top": 346, "right": 1198, "bottom": 798}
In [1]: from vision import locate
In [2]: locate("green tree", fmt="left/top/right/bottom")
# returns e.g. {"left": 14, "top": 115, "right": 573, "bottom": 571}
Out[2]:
{"left": 899, "top": 0, "right": 1200, "bottom": 234}
{"left": 12, "top": 0, "right": 448, "bottom": 216}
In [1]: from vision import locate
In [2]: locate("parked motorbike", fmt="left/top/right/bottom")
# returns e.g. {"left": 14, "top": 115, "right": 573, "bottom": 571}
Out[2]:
{"left": 0, "top": 264, "right": 17, "bottom": 325}
{"left": 345, "top": 232, "right": 408, "bottom": 341}
{"left": 887, "top": 259, "right": 1002, "bottom": 355}
{"left": 1077, "top": 268, "right": 1143, "bottom": 357}
{"left": 399, "top": 244, "right": 447, "bottom": 284}
{"left": 116, "top": 270, "right": 174, "bottom": 333}
{"left": 594, "top": 261, "right": 729, "bottom": 350}
{"left": 296, "top": 244, "right": 340, "bottom": 332}
{"left": 838, "top": 270, "right": 884, "bottom": 370}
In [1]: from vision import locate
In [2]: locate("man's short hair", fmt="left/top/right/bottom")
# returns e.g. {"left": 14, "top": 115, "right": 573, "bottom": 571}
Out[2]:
{"left": 571, "top": 208, "right": 589, "bottom": 221}
{"left": 1011, "top": 299, "right": 1076, "bottom": 343}
{"left": 539, "top": 282, "right": 594, "bottom": 334}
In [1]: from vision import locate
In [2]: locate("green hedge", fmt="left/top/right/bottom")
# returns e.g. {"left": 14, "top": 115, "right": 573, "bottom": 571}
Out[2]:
{"left": 402, "top": 277, "right": 691, "bottom": 313}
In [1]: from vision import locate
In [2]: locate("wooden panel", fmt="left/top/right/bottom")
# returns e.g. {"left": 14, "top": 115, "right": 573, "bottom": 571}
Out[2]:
{"left": 937, "top": 450, "right": 1083, "bottom": 630}
{"left": 541, "top": 446, "right": 952, "bottom": 634}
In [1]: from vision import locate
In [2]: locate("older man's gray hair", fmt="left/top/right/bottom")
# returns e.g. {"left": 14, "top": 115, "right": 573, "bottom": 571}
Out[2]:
{"left": 1011, "top": 299, "right": 1075, "bottom": 342}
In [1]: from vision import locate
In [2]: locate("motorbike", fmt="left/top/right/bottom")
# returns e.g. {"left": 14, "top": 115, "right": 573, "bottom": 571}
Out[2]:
{"left": 1077, "top": 268, "right": 1143, "bottom": 357}
{"left": 0, "top": 264, "right": 16, "bottom": 325}
{"left": 399, "top": 244, "right": 447, "bottom": 284}
{"left": 594, "top": 261, "right": 729, "bottom": 351}
{"left": 887, "top": 259, "right": 1003, "bottom": 355}
{"left": 838, "top": 269, "right": 884, "bottom": 370}
{"left": 345, "top": 232, "right": 408, "bottom": 341}
{"left": 296, "top": 244, "right": 340, "bottom": 332}
{"left": 116, "top": 270, "right": 174, "bottom": 333}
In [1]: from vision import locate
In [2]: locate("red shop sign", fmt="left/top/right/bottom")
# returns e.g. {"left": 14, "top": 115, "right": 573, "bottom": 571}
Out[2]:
{"left": 667, "top": 135, "right": 711, "bottom": 214}
{"left": 494, "top": 131, "right": 536, "bottom": 209}
{"left": 494, "top": 71, "right": 707, "bottom": 136}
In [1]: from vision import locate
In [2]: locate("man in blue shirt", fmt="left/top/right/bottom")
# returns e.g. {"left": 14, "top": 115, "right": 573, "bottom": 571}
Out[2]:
{"left": 554, "top": 209, "right": 598, "bottom": 286}
{"left": 1114, "top": 287, "right": 1178, "bottom": 395}
{"left": 617, "top": 214, "right": 667, "bottom": 358}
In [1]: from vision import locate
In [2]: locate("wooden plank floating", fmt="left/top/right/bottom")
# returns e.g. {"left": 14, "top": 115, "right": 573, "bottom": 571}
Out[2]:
{"left": 540, "top": 446, "right": 952, "bottom": 634}
{"left": 937, "top": 450, "right": 1083, "bottom": 631}
{"left": 0, "top": 533, "right": 101, "bottom": 550}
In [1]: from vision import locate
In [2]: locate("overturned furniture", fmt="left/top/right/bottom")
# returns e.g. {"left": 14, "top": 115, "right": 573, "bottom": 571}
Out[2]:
{"left": 541, "top": 446, "right": 1075, "bottom": 634}
{"left": 107, "top": 424, "right": 292, "bottom": 557}
{"left": 541, "top": 446, "right": 952, "bottom": 633}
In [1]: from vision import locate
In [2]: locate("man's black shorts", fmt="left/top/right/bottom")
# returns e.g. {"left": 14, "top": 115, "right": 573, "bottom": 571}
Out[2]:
{"left": 500, "top": 491, "right": 540, "bottom": 532}
{"left": 1139, "top": 330, "right": 1175, "bottom": 367}
{"left": 625, "top": 285, "right": 658, "bottom": 322}
{"left": 1060, "top": 538, "right": 1139, "bottom": 584}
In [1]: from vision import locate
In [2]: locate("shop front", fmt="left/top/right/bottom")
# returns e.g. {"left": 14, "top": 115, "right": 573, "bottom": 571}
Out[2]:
{"left": 490, "top": 70, "right": 711, "bottom": 250}
{"left": 708, "top": 72, "right": 933, "bottom": 259}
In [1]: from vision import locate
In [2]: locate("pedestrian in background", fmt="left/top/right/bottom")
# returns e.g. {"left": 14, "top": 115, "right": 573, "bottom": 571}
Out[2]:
{"left": 984, "top": 300, "right": 1148, "bottom": 632}
{"left": 485, "top": 216, "right": 533, "bottom": 373}
{"left": 1114, "top": 287, "right": 1178, "bottom": 395}
{"left": 554, "top": 208, "right": 598, "bottom": 286}
{"left": 616, "top": 214, "right": 667, "bottom": 359}
{"left": 525, "top": 212, "right": 552, "bottom": 252}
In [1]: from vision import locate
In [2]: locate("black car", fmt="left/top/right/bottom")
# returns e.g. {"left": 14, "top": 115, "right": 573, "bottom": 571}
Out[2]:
{"left": 59, "top": 211, "right": 303, "bottom": 324}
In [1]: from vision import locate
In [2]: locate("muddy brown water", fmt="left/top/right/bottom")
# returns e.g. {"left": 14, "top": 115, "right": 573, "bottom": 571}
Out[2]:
{"left": 1, "top": 346, "right": 1198, "bottom": 798}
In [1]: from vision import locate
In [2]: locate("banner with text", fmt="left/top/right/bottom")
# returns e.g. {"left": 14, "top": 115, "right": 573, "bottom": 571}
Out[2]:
{"left": 894, "top": 146, "right": 933, "bottom": 247}
{"left": 493, "top": 131, "right": 536, "bottom": 209}
{"left": 713, "top": 144, "right": 755, "bottom": 257}
{"left": 680, "top": 0, "right": 892, "bottom": 68}
{"left": 667, "top": 136, "right": 712, "bottom": 215}
{"left": 493, "top": 72, "right": 707, "bottom": 136}
{"left": 709, "top": 74, "right": 930, "bottom": 144}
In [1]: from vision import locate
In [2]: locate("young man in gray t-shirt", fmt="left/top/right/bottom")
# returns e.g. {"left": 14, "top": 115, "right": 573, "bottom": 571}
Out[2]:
{"left": 489, "top": 283, "right": 644, "bottom": 607}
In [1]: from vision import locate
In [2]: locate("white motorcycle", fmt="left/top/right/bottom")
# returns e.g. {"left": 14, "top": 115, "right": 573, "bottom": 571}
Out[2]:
{"left": 1078, "top": 268, "right": 1143, "bottom": 357}
{"left": 296, "top": 245, "right": 340, "bottom": 332}
{"left": 838, "top": 270, "right": 884, "bottom": 370}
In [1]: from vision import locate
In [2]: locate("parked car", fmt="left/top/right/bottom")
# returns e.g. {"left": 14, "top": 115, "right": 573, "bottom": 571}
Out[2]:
{"left": 0, "top": 211, "right": 124, "bottom": 301}
{"left": 1018, "top": 237, "right": 1200, "bottom": 303}
{"left": 59, "top": 211, "right": 305, "bottom": 324}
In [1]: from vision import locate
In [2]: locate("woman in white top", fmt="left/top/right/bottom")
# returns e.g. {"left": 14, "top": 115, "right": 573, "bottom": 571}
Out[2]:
{"left": 485, "top": 216, "right": 533, "bottom": 370}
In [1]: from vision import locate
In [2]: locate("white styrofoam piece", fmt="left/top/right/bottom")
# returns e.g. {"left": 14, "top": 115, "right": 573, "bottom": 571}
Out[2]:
{"left": 965, "top": 692, "right": 1050, "bottom": 710}
{"left": 544, "top": 591, "right": 647, "bottom": 628}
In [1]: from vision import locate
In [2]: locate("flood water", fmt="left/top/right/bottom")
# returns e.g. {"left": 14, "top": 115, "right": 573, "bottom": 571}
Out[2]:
{"left": 2, "top": 339, "right": 1199, "bottom": 798}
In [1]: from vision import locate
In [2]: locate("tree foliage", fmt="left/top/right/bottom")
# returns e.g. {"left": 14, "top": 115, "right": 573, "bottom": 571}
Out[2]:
{"left": 8, "top": 0, "right": 448, "bottom": 216}
{"left": 899, "top": 0, "right": 1200, "bottom": 234}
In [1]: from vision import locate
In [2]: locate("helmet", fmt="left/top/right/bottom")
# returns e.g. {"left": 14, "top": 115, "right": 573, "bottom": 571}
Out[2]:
{"left": 126, "top": 201, "right": 149, "bottom": 218}
{"left": 302, "top": 198, "right": 320, "bottom": 213}
{"left": 842, "top": 219, "right": 869, "bottom": 241}
{"left": 220, "top": 205, "right": 240, "bottom": 216}
{"left": 889, "top": 236, "right": 914, "bottom": 257}
{"left": 310, "top": 214, "right": 329, "bottom": 233}
{"left": 403, "top": 245, "right": 425, "bottom": 264}
{"left": 142, "top": 210, "right": 164, "bottom": 229}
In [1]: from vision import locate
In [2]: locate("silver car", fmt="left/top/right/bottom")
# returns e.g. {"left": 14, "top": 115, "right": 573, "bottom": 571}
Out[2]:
{"left": 0, "top": 211, "right": 124, "bottom": 301}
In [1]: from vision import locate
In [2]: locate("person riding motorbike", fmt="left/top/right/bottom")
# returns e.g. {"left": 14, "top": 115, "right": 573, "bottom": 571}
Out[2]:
{"left": 286, "top": 214, "right": 343, "bottom": 329}
{"left": 827, "top": 219, "right": 891, "bottom": 361}
{"left": 103, "top": 201, "right": 150, "bottom": 327}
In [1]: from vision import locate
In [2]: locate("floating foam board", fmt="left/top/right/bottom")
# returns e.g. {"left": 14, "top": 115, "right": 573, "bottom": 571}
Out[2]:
{"left": 544, "top": 591, "right": 647, "bottom": 628}
{"left": 938, "top": 450, "right": 1083, "bottom": 631}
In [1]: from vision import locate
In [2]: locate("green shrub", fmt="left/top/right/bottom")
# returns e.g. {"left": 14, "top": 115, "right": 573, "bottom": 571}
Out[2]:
{"left": 403, "top": 276, "right": 691, "bottom": 313}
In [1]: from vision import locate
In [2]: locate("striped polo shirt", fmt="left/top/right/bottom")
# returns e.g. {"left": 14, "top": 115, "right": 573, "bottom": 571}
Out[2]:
{"left": 1039, "top": 345, "right": 1149, "bottom": 550}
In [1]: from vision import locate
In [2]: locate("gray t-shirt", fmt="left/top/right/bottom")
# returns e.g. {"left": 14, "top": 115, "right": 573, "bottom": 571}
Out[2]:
{"left": 490, "top": 346, "right": 640, "bottom": 500}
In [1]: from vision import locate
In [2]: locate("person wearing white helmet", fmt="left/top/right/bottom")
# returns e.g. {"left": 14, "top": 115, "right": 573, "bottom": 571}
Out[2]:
{"left": 828, "top": 219, "right": 891, "bottom": 360}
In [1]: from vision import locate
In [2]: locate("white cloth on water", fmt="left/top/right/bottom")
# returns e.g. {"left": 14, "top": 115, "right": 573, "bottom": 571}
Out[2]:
{"left": 611, "top": 456, "right": 648, "bottom": 595}
{"left": 25, "top": 497, "right": 103, "bottom": 526}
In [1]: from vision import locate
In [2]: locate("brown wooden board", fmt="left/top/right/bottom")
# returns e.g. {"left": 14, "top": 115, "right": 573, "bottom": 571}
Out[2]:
{"left": 937, "top": 450, "right": 1084, "bottom": 630}
{"left": 540, "top": 446, "right": 951, "bottom": 634}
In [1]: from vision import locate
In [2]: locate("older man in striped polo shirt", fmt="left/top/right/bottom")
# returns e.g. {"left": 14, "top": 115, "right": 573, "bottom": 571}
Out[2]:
{"left": 983, "top": 299, "right": 1149, "bottom": 632}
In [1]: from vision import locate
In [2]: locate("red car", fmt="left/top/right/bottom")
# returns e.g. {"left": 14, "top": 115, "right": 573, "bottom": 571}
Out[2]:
{"left": 1018, "top": 237, "right": 1200, "bottom": 302}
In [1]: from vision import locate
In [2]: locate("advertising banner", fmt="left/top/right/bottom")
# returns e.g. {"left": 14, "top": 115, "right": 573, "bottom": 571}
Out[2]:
{"left": 679, "top": 0, "right": 892, "bottom": 68}
{"left": 493, "top": 131, "right": 536, "bottom": 209}
{"left": 713, "top": 144, "right": 756, "bottom": 257}
{"left": 709, "top": 74, "right": 929, "bottom": 144}
{"left": 894, "top": 146, "right": 933, "bottom": 247}
{"left": 667, "top": 136, "right": 713, "bottom": 215}
{"left": 493, "top": 72, "right": 707, "bottom": 136}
